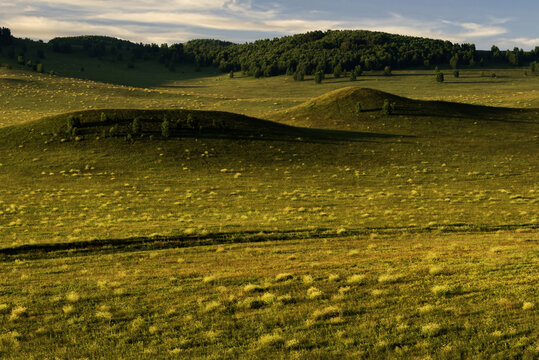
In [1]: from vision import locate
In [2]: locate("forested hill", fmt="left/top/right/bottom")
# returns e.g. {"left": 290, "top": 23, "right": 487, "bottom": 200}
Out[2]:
{"left": 185, "top": 30, "right": 475, "bottom": 76}
{"left": 1, "top": 27, "right": 538, "bottom": 78}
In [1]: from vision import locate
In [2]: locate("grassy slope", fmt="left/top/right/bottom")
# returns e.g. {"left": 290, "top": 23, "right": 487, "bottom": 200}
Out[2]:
{"left": 1, "top": 61, "right": 539, "bottom": 128}
{"left": 0, "top": 62, "right": 537, "bottom": 358}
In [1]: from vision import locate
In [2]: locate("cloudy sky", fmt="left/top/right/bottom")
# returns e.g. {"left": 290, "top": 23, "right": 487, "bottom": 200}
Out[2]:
{"left": 1, "top": 0, "right": 537, "bottom": 50}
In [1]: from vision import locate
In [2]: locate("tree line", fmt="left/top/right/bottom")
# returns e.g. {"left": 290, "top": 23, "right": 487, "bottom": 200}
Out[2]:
{"left": 1, "top": 27, "right": 538, "bottom": 77}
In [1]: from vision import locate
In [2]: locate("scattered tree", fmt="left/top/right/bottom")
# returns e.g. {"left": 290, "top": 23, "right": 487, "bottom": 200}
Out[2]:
{"left": 36, "top": 63, "right": 44, "bottom": 73}
{"left": 66, "top": 115, "right": 81, "bottom": 134}
{"left": 293, "top": 70, "right": 304, "bottom": 81}
{"left": 349, "top": 71, "right": 357, "bottom": 81}
{"left": 314, "top": 71, "right": 324, "bottom": 84}
{"left": 229, "top": 70, "right": 234, "bottom": 78}
{"left": 161, "top": 117, "right": 171, "bottom": 138}
{"left": 453, "top": 70, "right": 459, "bottom": 78}
{"left": 355, "top": 102, "right": 362, "bottom": 115}
{"left": 436, "top": 72, "right": 444, "bottom": 82}
{"left": 382, "top": 99, "right": 393, "bottom": 115}
{"left": 383, "top": 66, "right": 392, "bottom": 76}
{"left": 100, "top": 112, "right": 108, "bottom": 123}
{"left": 132, "top": 117, "right": 141, "bottom": 135}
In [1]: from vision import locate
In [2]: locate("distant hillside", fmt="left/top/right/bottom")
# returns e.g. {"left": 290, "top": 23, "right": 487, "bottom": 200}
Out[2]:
{"left": 0, "top": 27, "right": 537, "bottom": 80}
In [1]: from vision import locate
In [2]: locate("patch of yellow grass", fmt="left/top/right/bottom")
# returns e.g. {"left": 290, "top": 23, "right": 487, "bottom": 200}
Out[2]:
{"left": 377, "top": 273, "right": 403, "bottom": 284}
{"left": 307, "top": 287, "right": 323, "bottom": 299}
{"left": 258, "top": 333, "right": 285, "bottom": 348}
{"left": 312, "top": 306, "right": 340, "bottom": 321}
{"left": 421, "top": 323, "right": 443, "bottom": 337}
{"left": 347, "top": 274, "right": 366, "bottom": 284}
{"left": 275, "top": 273, "right": 293, "bottom": 282}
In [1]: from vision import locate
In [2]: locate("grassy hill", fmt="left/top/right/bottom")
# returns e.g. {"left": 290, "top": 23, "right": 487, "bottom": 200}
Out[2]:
{"left": 0, "top": 33, "right": 537, "bottom": 358}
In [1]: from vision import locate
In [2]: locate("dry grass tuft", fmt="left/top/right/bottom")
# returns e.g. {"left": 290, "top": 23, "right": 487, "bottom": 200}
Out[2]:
{"left": 258, "top": 333, "right": 285, "bottom": 348}
{"left": 522, "top": 302, "right": 534, "bottom": 310}
{"left": 243, "top": 283, "right": 265, "bottom": 293}
{"left": 347, "top": 274, "right": 366, "bottom": 284}
{"left": 9, "top": 306, "right": 27, "bottom": 321}
{"left": 378, "top": 273, "right": 403, "bottom": 284}
{"left": 431, "top": 284, "right": 456, "bottom": 296}
{"left": 307, "top": 287, "right": 323, "bottom": 299}
{"left": 66, "top": 291, "right": 80, "bottom": 302}
{"left": 275, "top": 273, "right": 294, "bottom": 282}
{"left": 421, "top": 323, "right": 443, "bottom": 337}
{"left": 428, "top": 265, "right": 445, "bottom": 275}
{"left": 312, "top": 306, "right": 341, "bottom": 321}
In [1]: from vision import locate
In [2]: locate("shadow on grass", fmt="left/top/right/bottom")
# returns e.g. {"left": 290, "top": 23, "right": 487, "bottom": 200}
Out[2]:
{"left": 0, "top": 223, "right": 535, "bottom": 261}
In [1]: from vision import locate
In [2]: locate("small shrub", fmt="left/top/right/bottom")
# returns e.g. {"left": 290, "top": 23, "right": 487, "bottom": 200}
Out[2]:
{"left": 436, "top": 72, "right": 444, "bottom": 82}
{"left": 383, "top": 66, "right": 392, "bottom": 76}
{"left": 382, "top": 99, "right": 393, "bottom": 115}
{"left": 161, "top": 118, "right": 171, "bottom": 138}
{"left": 109, "top": 125, "right": 119, "bottom": 137}
{"left": 131, "top": 117, "right": 141, "bottom": 135}
{"left": 100, "top": 112, "right": 108, "bottom": 123}
{"left": 36, "top": 63, "right": 44, "bottom": 73}
{"left": 349, "top": 71, "right": 357, "bottom": 81}
{"left": 453, "top": 70, "right": 459, "bottom": 78}
{"left": 355, "top": 102, "right": 362, "bottom": 114}
{"left": 491, "top": 73, "right": 496, "bottom": 78}
{"left": 229, "top": 71, "right": 234, "bottom": 78}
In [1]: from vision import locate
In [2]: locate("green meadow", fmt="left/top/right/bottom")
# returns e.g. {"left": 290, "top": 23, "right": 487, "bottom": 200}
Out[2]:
{"left": 0, "top": 51, "right": 537, "bottom": 358}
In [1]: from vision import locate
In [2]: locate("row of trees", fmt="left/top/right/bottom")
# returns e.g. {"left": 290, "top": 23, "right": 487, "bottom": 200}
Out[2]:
{"left": 2, "top": 27, "right": 539, "bottom": 77}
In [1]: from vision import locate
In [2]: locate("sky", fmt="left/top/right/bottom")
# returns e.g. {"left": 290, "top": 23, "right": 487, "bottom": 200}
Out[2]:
{"left": 1, "top": 0, "right": 537, "bottom": 50}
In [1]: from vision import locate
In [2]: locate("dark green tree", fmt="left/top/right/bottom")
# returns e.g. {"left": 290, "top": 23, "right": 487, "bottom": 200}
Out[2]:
{"left": 382, "top": 99, "right": 392, "bottom": 115}
{"left": 349, "top": 71, "right": 357, "bottom": 81}
{"left": 315, "top": 71, "right": 324, "bottom": 84}
{"left": 436, "top": 72, "right": 444, "bottom": 82}
{"left": 132, "top": 117, "right": 142, "bottom": 135}
{"left": 161, "top": 118, "right": 171, "bottom": 138}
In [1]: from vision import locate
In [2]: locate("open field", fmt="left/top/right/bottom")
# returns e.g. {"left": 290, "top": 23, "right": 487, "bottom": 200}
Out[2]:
{"left": 0, "top": 58, "right": 537, "bottom": 358}
{"left": 1, "top": 63, "right": 538, "bottom": 127}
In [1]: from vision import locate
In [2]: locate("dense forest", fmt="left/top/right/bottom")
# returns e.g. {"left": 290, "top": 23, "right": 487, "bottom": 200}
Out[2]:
{"left": 1, "top": 27, "right": 538, "bottom": 77}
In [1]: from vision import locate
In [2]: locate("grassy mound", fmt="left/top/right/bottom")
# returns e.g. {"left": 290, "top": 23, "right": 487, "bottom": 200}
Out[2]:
{"left": 0, "top": 108, "right": 306, "bottom": 146}
{"left": 271, "top": 86, "right": 535, "bottom": 130}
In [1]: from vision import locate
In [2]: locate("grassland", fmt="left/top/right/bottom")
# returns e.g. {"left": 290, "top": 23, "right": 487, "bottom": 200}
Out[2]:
{"left": 0, "top": 59, "right": 537, "bottom": 358}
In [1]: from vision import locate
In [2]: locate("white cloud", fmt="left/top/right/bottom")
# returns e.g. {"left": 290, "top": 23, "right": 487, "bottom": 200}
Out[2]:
{"left": 0, "top": 1, "right": 534, "bottom": 49}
